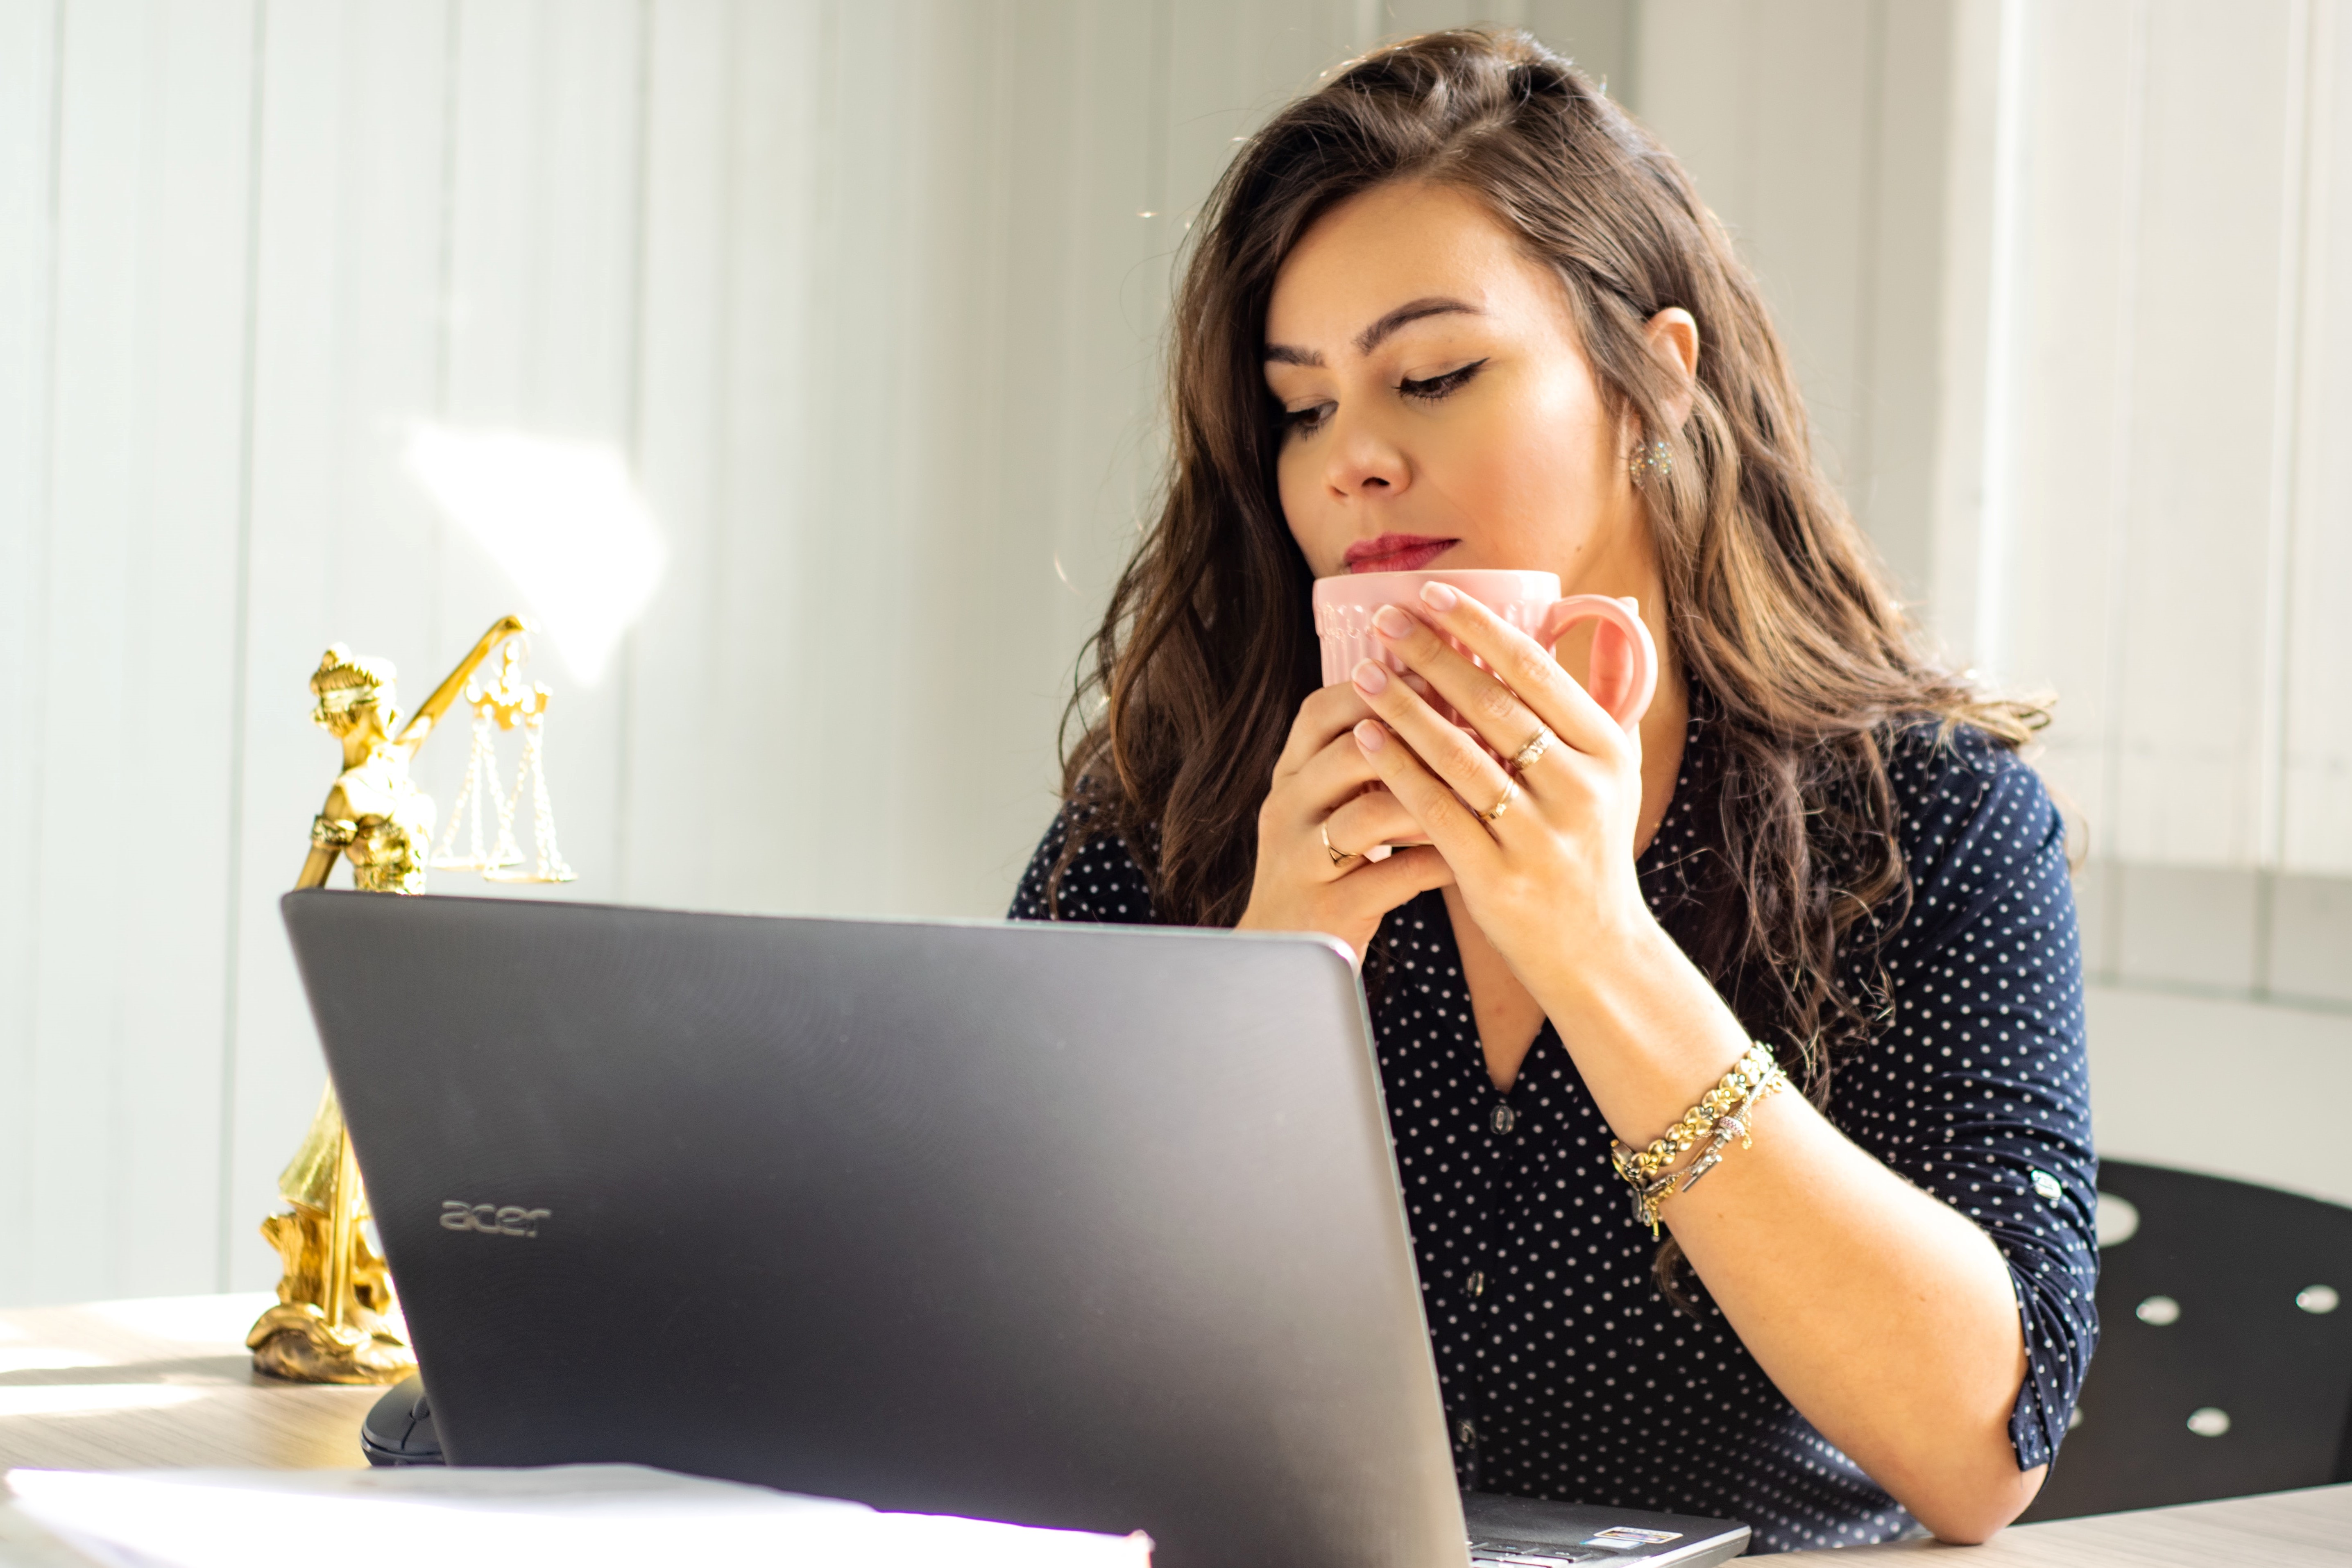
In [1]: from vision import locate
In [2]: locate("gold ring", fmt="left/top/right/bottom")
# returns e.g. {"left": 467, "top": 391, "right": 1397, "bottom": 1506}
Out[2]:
{"left": 1476, "top": 777, "right": 1520, "bottom": 824}
{"left": 1321, "top": 820, "right": 1359, "bottom": 866}
{"left": 1510, "top": 725, "right": 1557, "bottom": 774}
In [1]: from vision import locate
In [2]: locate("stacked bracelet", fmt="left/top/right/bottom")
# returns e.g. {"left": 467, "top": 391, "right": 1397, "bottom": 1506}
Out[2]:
{"left": 1607, "top": 1041, "right": 1790, "bottom": 1238}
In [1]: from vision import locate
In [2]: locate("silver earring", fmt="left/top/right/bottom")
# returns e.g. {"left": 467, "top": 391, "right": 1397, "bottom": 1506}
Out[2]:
{"left": 1629, "top": 436, "right": 1673, "bottom": 487}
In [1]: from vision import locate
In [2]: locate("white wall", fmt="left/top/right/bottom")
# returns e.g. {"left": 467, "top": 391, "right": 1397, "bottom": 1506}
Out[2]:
{"left": 2087, "top": 983, "right": 2352, "bottom": 1205}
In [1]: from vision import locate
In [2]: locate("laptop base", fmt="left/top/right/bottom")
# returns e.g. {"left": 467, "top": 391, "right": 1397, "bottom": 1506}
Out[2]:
{"left": 1464, "top": 1491, "right": 1748, "bottom": 1566}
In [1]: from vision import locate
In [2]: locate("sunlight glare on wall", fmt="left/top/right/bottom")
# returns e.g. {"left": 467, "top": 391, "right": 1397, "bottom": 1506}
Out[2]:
{"left": 406, "top": 425, "right": 667, "bottom": 685}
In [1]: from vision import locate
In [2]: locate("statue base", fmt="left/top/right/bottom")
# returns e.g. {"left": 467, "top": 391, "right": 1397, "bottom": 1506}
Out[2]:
{"left": 247, "top": 1202, "right": 417, "bottom": 1386}
{"left": 246, "top": 1301, "right": 418, "bottom": 1385}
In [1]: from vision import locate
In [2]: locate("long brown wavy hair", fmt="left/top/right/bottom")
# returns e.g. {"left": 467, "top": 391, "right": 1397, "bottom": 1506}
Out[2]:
{"left": 1052, "top": 30, "right": 2039, "bottom": 1147}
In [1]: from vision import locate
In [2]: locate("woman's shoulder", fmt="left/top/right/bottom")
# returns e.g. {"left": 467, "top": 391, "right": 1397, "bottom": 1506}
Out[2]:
{"left": 1879, "top": 716, "right": 2058, "bottom": 840}
{"left": 1876, "top": 715, "right": 2069, "bottom": 937}
{"left": 1007, "top": 798, "right": 1160, "bottom": 925}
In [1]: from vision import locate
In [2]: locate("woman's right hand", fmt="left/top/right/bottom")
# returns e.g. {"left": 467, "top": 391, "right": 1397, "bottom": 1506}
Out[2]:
{"left": 1235, "top": 682, "right": 1456, "bottom": 961}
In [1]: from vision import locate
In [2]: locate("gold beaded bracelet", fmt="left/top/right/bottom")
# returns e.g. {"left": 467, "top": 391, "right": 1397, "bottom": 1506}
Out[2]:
{"left": 1607, "top": 1042, "right": 1790, "bottom": 1237}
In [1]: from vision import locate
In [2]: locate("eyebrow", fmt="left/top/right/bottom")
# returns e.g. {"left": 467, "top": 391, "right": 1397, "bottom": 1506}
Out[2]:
{"left": 1263, "top": 296, "right": 1484, "bottom": 367}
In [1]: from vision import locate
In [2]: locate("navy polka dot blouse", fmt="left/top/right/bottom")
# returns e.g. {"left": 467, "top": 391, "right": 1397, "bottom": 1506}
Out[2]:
{"left": 1009, "top": 703, "right": 2098, "bottom": 1553}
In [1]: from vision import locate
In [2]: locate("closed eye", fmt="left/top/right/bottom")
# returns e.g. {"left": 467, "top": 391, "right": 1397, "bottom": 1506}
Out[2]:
{"left": 1282, "top": 401, "right": 1335, "bottom": 437}
{"left": 1400, "top": 359, "right": 1487, "bottom": 402}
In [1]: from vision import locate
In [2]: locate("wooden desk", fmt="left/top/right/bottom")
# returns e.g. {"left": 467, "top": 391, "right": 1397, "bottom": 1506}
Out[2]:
{"left": 2, "top": 1295, "right": 2348, "bottom": 1565}
{"left": 0, "top": 1294, "right": 374, "bottom": 1565}
{"left": 1774, "top": 1482, "right": 2352, "bottom": 1565}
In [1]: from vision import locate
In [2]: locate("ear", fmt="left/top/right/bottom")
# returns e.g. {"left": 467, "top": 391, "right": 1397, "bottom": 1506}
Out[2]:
{"left": 1643, "top": 307, "right": 1700, "bottom": 432}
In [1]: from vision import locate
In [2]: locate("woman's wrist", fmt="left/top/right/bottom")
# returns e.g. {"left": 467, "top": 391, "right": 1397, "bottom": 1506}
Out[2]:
{"left": 1528, "top": 905, "right": 1756, "bottom": 1147}
{"left": 1521, "top": 882, "right": 1677, "bottom": 1017}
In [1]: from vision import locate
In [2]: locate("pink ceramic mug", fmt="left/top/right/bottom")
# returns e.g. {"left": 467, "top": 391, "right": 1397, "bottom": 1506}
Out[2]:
{"left": 1311, "top": 569, "right": 1659, "bottom": 731}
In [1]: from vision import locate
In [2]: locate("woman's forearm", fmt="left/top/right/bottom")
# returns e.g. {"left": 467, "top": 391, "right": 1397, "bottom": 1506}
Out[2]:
{"left": 1534, "top": 920, "right": 2044, "bottom": 1541}
{"left": 1665, "top": 1092, "right": 2042, "bottom": 1539}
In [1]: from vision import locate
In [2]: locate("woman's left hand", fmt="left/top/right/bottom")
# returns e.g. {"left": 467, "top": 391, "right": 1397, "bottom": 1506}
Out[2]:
{"left": 1346, "top": 580, "right": 1652, "bottom": 996}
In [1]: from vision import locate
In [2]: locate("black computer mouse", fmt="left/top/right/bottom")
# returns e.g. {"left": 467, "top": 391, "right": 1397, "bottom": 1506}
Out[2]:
{"left": 360, "top": 1374, "right": 445, "bottom": 1466}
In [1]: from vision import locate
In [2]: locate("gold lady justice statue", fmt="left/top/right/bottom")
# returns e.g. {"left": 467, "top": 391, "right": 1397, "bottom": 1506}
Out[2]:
{"left": 247, "top": 615, "right": 575, "bottom": 1383}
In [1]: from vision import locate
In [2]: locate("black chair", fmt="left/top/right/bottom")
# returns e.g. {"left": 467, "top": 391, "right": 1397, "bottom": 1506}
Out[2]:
{"left": 2023, "top": 1159, "right": 2352, "bottom": 1521}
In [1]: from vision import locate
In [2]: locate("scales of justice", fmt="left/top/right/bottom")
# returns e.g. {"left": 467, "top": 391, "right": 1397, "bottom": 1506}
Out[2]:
{"left": 246, "top": 614, "right": 577, "bottom": 1384}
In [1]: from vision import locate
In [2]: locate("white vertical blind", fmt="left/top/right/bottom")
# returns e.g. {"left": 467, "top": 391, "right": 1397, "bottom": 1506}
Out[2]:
{"left": 1645, "top": 1, "right": 2352, "bottom": 881}
{"left": 0, "top": 0, "right": 56, "bottom": 1302}
{"left": 1636, "top": 0, "right": 1964, "bottom": 595}
{"left": 8, "top": 0, "right": 263, "bottom": 1303}
{"left": 1950, "top": 0, "right": 2352, "bottom": 874}
{"left": 1640, "top": 0, "right": 1889, "bottom": 500}
{"left": 2286, "top": 0, "right": 2352, "bottom": 872}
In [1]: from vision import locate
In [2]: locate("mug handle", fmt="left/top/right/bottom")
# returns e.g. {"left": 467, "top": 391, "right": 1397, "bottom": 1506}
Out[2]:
{"left": 1536, "top": 595, "right": 1658, "bottom": 730}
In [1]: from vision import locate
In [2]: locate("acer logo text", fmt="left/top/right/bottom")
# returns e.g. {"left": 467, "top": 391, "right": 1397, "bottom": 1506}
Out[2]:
{"left": 441, "top": 1201, "right": 551, "bottom": 1238}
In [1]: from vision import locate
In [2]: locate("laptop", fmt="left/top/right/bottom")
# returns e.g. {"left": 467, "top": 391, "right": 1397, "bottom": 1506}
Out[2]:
{"left": 283, "top": 890, "right": 1749, "bottom": 1568}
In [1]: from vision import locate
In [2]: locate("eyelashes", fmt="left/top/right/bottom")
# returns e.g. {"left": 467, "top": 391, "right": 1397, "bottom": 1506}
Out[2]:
{"left": 1278, "top": 358, "right": 1489, "bottom": 437}
{"left": 1399, "top": 358, "right": 1487, "bottom": 402}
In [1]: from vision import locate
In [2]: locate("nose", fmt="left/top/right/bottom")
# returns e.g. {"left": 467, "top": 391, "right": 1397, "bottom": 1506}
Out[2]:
{"left": 1321, "top": 407, "right": 1409, "bottom": 502}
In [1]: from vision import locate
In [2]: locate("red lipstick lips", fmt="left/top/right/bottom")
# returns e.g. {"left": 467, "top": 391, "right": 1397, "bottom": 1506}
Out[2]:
{"left": 1343, "top": 533, "right": 1457, "bottom": 574}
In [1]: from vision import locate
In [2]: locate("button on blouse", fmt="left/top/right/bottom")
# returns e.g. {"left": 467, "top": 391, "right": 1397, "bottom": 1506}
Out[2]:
{"left": 1010, "top": 705, "right": 2097, "bottom": 1553}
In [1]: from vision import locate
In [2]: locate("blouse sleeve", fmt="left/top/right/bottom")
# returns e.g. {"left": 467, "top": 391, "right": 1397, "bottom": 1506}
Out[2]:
{"left": 1007, "top": 801, "right": 1160, "bottom": 925}
{"left": 1831, "top": 726, "right": 2098, "bottom": 1472}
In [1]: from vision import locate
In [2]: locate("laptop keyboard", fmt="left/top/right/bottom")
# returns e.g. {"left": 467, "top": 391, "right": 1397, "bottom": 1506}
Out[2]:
{"left": 1467, "top": 1540, "right": 1611, "bottom": 1566}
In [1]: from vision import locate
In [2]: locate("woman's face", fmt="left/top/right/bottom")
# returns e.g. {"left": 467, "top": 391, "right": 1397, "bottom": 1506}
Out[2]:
{"left": 1263, "top": 181, "right": 1668, "bottom": 593}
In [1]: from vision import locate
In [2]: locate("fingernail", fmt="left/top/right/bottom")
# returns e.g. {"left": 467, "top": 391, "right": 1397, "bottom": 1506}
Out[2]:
{"left": 1351, "top": 659, "right": 1389, "bottom": 694}
{"left": 1419, "top": 580, "right": 1459, "bottom": 612}
{"left": 1354, "top": 719, "right": 1387, "bottom": 752}
{"left": 1373, "top": 603, "right": 1416, "bottom": 639}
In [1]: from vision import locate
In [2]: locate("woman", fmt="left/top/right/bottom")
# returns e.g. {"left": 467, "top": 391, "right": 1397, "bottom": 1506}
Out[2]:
{"left": 1011, "top": 30, "right": 2093, "bottom": 1552}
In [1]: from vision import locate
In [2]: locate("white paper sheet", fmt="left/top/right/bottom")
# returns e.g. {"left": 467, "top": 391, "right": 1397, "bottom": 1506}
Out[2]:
{"left": 4, "top": 1464, "right": 1153, "bottom": 1568}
